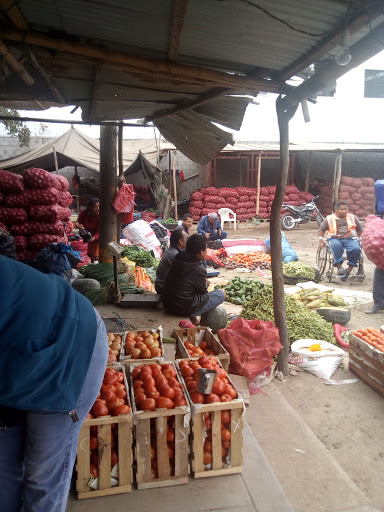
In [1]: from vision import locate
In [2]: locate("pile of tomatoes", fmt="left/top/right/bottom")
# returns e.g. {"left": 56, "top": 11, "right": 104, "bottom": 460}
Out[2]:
{"left": 352, "top": 328, "right": 384, "bottom": 352}
{"left": 86, "top": 367, "right": 131, "bottom": 480}
{"left": 183, "top": 339, "right": 217, "bottom": 357}
{"left": 178, "top": 356, "right": 238, "bottom": 404}
{"left": 132, "top": 363, "right": 187, "bottom": 411}
{"left": 202, "top": 410, "right": 232, "bottom": 466}
{"left": 125, "top": 330, "right": 162, "bottom": 360}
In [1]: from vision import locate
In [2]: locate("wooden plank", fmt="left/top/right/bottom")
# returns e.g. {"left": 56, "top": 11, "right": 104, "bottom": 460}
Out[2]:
{"left": 193, "top": 466, "right": 242, "bottom": 478}
{"left": 174, "top": 413, "right": 189, "bottom": 477}
{"left": 211, "top": 410, "right": 222, "bottom": 470}
{"left": 156, "top": 416, "right": 171, "bottom": 479}
{"left": 98, "top": 423, "right": 112, "bottom": 490}
{"left": 349, "top": 362, "right": 384, "bottom": 397}
{"left": 230, "top": 408, "right": 243, "bottom": 468}
{"left": 349, "top": 350, "right": 384, "bottom": 378}
{"left": 349, "top": 353, "right": 384, "bottom": 385}
{"left": 135, "top": 418, "right": 152, "bottom": 483}
{"left": 120, "top": 294, "right": 161, "bottom": 307}
{"left": 76, "top": 425, "right": 90, "bottom": 493}
{"left": 192, "top": 413, "right": 205, "bottom": 474}
{"left": 78, "top": 484, "right": 133, "bottom": 499}
{"left": 137, "top": 477, "right": 188, "bottom": 490}
{"left": 118, "top": 420, "right": 133, "bottom": 487}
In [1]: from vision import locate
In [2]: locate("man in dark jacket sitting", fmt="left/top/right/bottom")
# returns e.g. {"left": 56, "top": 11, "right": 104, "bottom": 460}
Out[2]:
{"left": 162, "top": 234, "right": 226, "bottom": 324}
{"left": 155, "top": 227, "right": 188, "bottom": 294}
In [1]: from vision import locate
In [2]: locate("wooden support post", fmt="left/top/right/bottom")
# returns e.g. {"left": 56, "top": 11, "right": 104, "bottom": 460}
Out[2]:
{"left": 333, "top": 151, "right": 343, "bottom": 207}
{"left": 255, "top": 153, "right": 262, "bottom": 216}
{"left": 99, "top": 125, "right": 118, "bottom": 263}
{"left": 52, "top": 145, "right": 59, "bottom": 174}
{"left": 74, "top": 165, "right": 80, "bottom": 214}
{"left": 117, "top": 122, "right": 124, "bottom": 241}
{"left": 271, "top": 96, "right": 298, "bottom": 376}
{"left": 172, "top": 151, "right": 178, "bottom": 221}
{"left": 304, "top": 151, "right": 312, "bottom": 192}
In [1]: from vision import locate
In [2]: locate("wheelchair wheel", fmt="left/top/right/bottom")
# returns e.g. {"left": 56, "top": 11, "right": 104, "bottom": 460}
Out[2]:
{"left": 316, "top": 245, "right": 328, "bottom": 277}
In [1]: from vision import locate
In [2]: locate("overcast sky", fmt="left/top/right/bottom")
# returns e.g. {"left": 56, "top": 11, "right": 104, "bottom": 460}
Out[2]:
{"left": 1, "top": 50, "right": 384, "bottom": 144}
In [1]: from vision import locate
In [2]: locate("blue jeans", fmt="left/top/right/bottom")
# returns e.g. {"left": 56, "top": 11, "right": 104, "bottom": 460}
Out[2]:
{"left": 0, "top": 309, "right": 108, "bottom": 512}
{"left": 191, "top": 289, "right": 226, "bottom": 316}
{"left": 373, "top": 267, "right": 384, "bottom": 309}
{"left": 209, "top": 231, "right": 227, "bottom": 241}
{"left": 328, "top": 238, "right": 361, "bottom": 268}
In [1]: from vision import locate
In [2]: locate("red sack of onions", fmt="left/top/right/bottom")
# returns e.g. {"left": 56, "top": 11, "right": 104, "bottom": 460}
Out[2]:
{"left": 23, "top": 168, "right": 58, "bottom": 189}
{"left": 29, "top": 234, "right": 65, "bottom": 250}
{"left": 13, "top": 235, "right": 29, "bottom": 249}
{"left": 29, "top": 205, "right": 71, "bottom": 223}
{"left": 361, "top": 215, "right": 384, "bottom": 270}
{"left": 11, "top": 220, "right": 65, "bottom": 236}
{"left": 55, "top": 175, "right": 70, "bottom": 191}
{"left": 0, "top": 206, "right": 28, "bottom": 224}
{"left": 0, "top": 221, "right": 8, "bottom": 229}
{"left": 17, "top": 249, "right": 39, "bottom": 261}
{"left": 0, "top": 170, "right": 24, "bottom": 193}
{"left": 7, "top": 187, "right": 59, "bottom": 206}
{"left": 0, "top": 191, "right": 4, "bottom": 203}
{"left": 58, "top": 191, "right": 73, "bottom": 207}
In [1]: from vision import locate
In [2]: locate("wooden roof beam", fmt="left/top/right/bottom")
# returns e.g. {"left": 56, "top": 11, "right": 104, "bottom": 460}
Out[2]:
{"left": 168, "top": 0, "right": 188, "bottom": 62}
{"left": 281, "top": 20, "right": 384, "bottom": 111}
{"left": 0, "top": 39, "right": 33, "bottom": 85}
{"left": 29, "top": 50, "right": 66, "bottom": 103}
{"left": 279, "top": 2, "right": 384, "bottom": 81}
{"left": 0, "top": 0, "right": 28, "bottom": 30}
{"left": 1, "top": 29, "right": 282, "bottom": 93}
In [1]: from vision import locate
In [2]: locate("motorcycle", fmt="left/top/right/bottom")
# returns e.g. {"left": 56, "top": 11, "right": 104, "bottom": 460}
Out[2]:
{"left": 280, "top": 196, "right": 324, "bottom": 230}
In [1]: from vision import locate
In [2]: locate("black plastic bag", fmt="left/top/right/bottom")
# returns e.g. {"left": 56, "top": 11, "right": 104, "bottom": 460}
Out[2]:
{"left": 0, "top": 233, "right": 17, "bottom": 259}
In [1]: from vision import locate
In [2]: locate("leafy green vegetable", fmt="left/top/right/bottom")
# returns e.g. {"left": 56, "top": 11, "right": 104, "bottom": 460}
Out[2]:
{"left": 79, "top": 262, "right": 130, "bottom": 287}
{"left": 283, "top": 261, "right": 316, "bottom": 279}
{"left": 160, "top": 218, "right": 177, "bottom": 225}
{"left": 121, "top": 245, "right": 159, "bottom": 269}
{"left": 241, "top": 285, "right": 336, "bottom": 345}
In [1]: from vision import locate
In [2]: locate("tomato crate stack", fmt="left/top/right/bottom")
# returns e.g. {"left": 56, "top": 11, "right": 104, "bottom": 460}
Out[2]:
{"left": 76, "top": 365, "right": 133, "bottom": 499}
{"left": 175, "top": 357, "right": 244, "bottom": 478}
{"left": 121, "top": 327, "right": 165, "bottom": 365}
{"left": 174, "top": 326, "right": 230, "bottom": 372}
{"left": 349, "top": 330, "right": 384, "bottom": 397}
{"left": 127, "top": 361, "right": 190, "bottom": 489}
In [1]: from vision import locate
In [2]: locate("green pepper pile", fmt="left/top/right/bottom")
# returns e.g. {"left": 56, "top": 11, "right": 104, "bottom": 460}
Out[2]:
{"left": 223, "top": 277, "right": 265, "bottom": 305}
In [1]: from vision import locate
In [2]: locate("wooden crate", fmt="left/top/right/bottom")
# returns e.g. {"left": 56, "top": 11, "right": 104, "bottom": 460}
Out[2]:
{"left": 175, "top": 358, "right": 244, "bottom": 478}
{"left": 76, "top": 366, "right": 133, "bottom": 499}
{"left": 121, "top": 326, "right": 165, "bottom": 366}
{"left": 127, "top": 362, "right": 190, "bottom": 489}
{"left": 349, "top": 333, "right": 384, "bottom": 397}
{"left": 174, "top": 327, "right": 230, "bottom": 371}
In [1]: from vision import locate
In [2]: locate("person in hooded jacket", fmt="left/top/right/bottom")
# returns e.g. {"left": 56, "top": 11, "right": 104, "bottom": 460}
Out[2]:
{"left": 155, "top": 227, "right": 188, "bottom": 295}
{"left": 0, "top": 254, "right": 108, "bottom": 512}
{"left": 162, "top": 234, "right": 226, "bottom": 324}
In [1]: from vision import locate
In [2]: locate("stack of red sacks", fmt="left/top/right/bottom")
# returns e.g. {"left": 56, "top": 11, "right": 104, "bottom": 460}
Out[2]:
{"left": 0, "top": 168, "right": 73, "bottom": 261}
{"left": 189, "top": 185, "right": 314, "bottom": 221}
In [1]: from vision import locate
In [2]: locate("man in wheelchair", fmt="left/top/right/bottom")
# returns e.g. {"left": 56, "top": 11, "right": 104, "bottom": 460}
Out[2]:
{"left": 318, "top": 201, "right": 363, "bottom": 282}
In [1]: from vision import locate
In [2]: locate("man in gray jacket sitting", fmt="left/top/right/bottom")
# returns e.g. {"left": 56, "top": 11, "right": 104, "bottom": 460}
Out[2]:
{"left": 155, "top": 227, "right": 188, "bottom": 294}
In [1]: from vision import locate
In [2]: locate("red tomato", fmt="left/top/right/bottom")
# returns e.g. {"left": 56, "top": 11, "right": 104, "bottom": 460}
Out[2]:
{"left": 167, "top": 377, "right": 181, "bottom": 389}
{"left": 90, "top": 451, "right": 98, "bottom": 466}
{"left": 161, "top": 363, "right": 174, "bottom": 371}
{"left": 90, "top": 464, "right": 99, "bottom": 478}
{"left": 184, "top": 376, "right": 194, "bottom": 384}
{"left": 115, "top": 383, "right": 125, "bottom": 391}
{"left": 205, "top": 393, "right": 220, "bottom": 403}
{"left": 154, "top": 374, "right": 168, "bottom": 387}
{"left": 159, "top": 385, "right": 176, "bottom": 399}
{"left": 221, "top": 410, "right": 231, "bottom": 424}
{"left": 150, "top": 348, "right": 162, "bottom": 357}
{"left": 112, "top": 405, "right": 130, "bottom": 416}
{"left": 143, "top": 377, "right": 156, "bottom": 389}
{"left": 135, "top": 393, "right": 147, "bottom": 405}
{"left": 155, "top": 397, "right": 174, "bottom": 409}
{"left": 92, "top": 401, "right": 109, "bottom": 417}
{"left": 168, "top": 443, "right": 175, "bottom": 460}
{"left": 163, "top": 369, "right": 177, "bottom": 380}
{"left": 225, "top": 386, "right": 238, "bottom": 399}
{"left": 116, "top": 388, "right": 127, "bottom": 399}
{"left": 222, "top": 446, "right": 228, "bottom": 457}
{"left": 186, "top": 381, "right": 197, "bottom": 392}
{"left": 131, "top": 367, "right": 141, "bottom": 380}
{"left": 222, "top": 440, "right": 230, "bottom": 449}
{"left": 141, "top": 398, "right": 156, "bottom": 411}
{"left": 167, "top": 428, "right": 175, "bottom": 442}
{"left": 134, "top": 387, "right": 145, "bottom": 397}
{"left": 198, "top": 355, "right": 210, "bottom": 366}
{"left": 101, "top": 390, "right": 116, "bottom": 402}
{"left": 89, "top": 435, "right": 98, "bottom": 450}
{"left": 116, "top": 372, "right": 124, "bottom": 383}
{"left": 221, "top": 427, "right": 231, "bottom": 441}
{"left": 190, "top": 391, "right": 204, "bottom": 404}
{"left": 181, "top": 366, "right": 194, "bottom": 378}
{"left": 146, "top": 388, "right": 160, "bottom": 399}
{"left": 174, "top": 397, "right": 187, "bottom": 407}
{"left": 86, "top": 413, "right": 93, "bottom": 419}
{"left": 101, "top": 384, "right": 116, "bottom": 394}
{"left": 220, "top": 394, "right": 232, "bottom": 402}
{"left": 141, "top": 372, "right": 154, "bottom": 382}
{"left": 212, "top": 378, "right": 226, "bottom": 396}
{"left": 133, "top": 380, "right": 144, "bottom": 390}
{"left": 106, "top": 397, "right": 121, "bottom": 411}
{"left": 103, "top": 373, "right": 118, "bottom": 385}
{"left": 149, "top": 363, "right": 161, "bottom": 372}
{"left": 111, "top": 448, "right": 119, "bottom": 467}
{"left": 203, "top": 450, "right": 212, "bottom": 465}
{"left": 204, "top": 439, "right": 212, "bottom": 452}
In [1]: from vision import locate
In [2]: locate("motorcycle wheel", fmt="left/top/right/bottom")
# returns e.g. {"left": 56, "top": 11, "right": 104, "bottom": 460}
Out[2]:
{"left": 280, "top": 214, "right": 297, "bottom": 230}
{"left": 315, "top": 213, "right": 324, "bottom": 226}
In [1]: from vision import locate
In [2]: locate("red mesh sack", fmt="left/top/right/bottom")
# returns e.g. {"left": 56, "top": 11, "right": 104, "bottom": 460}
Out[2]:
{"left": 17, "top": 249, "right": 39, "bottom": 261}
{"left": 340, "top": 177, "right": 355, "bottom": 186}
{"left": 350, "top": 193, "right": 362, "bottom": 201}
{"left": 286, "top": 185, "right": 299, "bottom": 194}
{"left": 4, "top": 191, "right": 33, "bottom": 208}
{"left": 29, "top": 205, "right": 71, "bottom": 223}
{"left": 0, "top": 206, "right": 28, "bottom": 224}
{"left": 202, "top": 187, "right": 217, "bottom": 195}
{"left": 258, "top": 212, "right": 269, "bottom": 219}
{"left": 55, "top": 175, "right": 70, "bottom": 191}
{"left": 193, "top": 215, "right": 200, "bottom": 222}
{"left": 0, "top": 191, "right": 3, "bottom": 203}
{"left": 7, "top": 187, "right": 59, "bottom": 206}
{"left": 337, "top": 192, "right": 350, "bottom": 200}
{"left": 189, "top": 200, "right": 204, "bottom": 209}
{"left": 188, "top": 207, "right": 201, "bottom": 216}
{"left": 362, "top": 215, "right": 384, "bottom": 269}
{"left": 225, "top": 197, "right": 237, "bottom": 206}
{"left": 29, "top": 234, "right": 66, "bottom": 250}
{"left": 238, "top": 201, "right": 254, "bottom": 209}
{"left": 190, "top": 191, "right": 203, "bottom": 201}
{"left": 0, "top": 221, "right": 7, "bottom": 229}
{"left": 358, "top": 186, "right": 374, "bottom": 195}
{"left": 23, "top": 168, "right": 58, "bottom": 189}
{"left": 0, "top": 170, "right": 24, "bottom": 193}
{"left": 204, "top": 195, "right": 221, "bottom": 204}
{"left": 58, "top": 191, "right": 73, "bottom": 207}
{"left": 206, "top": 248, "right": 224, "bottom": 267}
{"left": 339, "top": 185, "right": 355, "bottom": 194}
{"left": 13, "top": 235, "right": 29, "bottom": 249}
{"left": 361, "top": 177, "right": 374, "bottom": 187}
{"left": 11, "top": 220, "right": 65, "bottom": 236}
{"left": 362, "top": 193, "right": 375, "bottom": 201}
{"left": 287, "top": 193, "right": 300, "bottom": 201}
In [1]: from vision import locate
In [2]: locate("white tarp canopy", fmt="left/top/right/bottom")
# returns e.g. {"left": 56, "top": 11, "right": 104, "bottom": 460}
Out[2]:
{"left": 0, "top": 127, "right": 169, "bottom": 173}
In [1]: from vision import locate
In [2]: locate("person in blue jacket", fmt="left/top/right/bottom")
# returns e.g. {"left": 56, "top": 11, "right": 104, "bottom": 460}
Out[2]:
{"left": 197, "top": 212, "right": 227, "bottom": 241}
{"left": 0, "top": 254, "right": 108, "bottom": 512}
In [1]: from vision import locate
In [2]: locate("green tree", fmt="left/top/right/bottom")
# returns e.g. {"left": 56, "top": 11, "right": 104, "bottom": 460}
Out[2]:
{"left": 0, "top": 107, "right": 31, "bottom": 147}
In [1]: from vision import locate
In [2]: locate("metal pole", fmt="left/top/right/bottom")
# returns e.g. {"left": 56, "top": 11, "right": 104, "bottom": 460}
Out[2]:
{"left": 99, "top": 125, "right": 118, "bottom": 263}
{"left": 172, "top": 151, "right": 178, "bottom": 221}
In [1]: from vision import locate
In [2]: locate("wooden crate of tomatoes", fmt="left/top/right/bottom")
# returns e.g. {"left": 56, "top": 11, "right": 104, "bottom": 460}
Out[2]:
{"left": 175, "top": 356, "right": 243, "bottom": 478}
{"left": 349, "top": 329, "right": 384, "bottom": 397}
{"left": 76, "top": 366, "right": 133, "bottom": 499}
{"left": 127, "top": 361, "right": 190, "bottom": 489}
{"left": 174, "top": 327, "right": 230, "bottom": 371}
{"left": 122, "top": 327, "right": 165, "bottom": 365}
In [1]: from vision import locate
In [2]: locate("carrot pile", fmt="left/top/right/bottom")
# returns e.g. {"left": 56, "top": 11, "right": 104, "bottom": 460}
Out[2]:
{"left": 227, "top": 251, "right": 271, "bottom": 268}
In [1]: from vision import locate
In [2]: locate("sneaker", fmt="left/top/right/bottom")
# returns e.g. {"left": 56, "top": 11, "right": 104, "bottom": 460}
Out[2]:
{"left": 337, "top": 267, "right": 345, "bottom": 276}
{"left": 339, "top": 271, "right": 350, "bottom": 282}
{"left": 365, "top": 305, "right": 384, "bottom": 314}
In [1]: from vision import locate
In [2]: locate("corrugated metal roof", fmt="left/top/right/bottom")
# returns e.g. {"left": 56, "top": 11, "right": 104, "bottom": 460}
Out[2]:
{"left": 0, "top": 0, "right": 383, "bottom": 163}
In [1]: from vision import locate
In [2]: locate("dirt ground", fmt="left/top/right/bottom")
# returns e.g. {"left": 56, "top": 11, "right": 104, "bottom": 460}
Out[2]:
{"left": 96, "top": 221, "right": 384, "bottom": 512}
